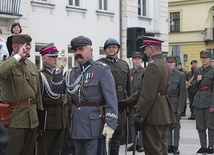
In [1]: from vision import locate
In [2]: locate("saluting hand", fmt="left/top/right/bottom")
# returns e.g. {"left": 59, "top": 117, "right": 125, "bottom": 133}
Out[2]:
{"left": 17, "top": 43, "right": 27, "bottom": 58}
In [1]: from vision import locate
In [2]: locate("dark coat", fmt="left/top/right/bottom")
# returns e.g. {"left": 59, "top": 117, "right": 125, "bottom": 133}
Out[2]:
{"left": 127, "top": 54, "right": 175, "bottom": 125}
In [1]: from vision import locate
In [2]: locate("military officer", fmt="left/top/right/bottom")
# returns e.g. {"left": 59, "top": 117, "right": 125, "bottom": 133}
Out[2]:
{"left": 98, "top": 38, "right": 132, "bottom": 155}
{"left": 51, "top": 36, "right": 118, "bottom": 155}
{"left": 37, "top": 43, "right": 67, "bottom": 155}
{"left": 0, "top": 34, "right": 43, "bottom": 155}
{"left": 186, "top": 60, "right": 198, "bottom": 120}
{"left": 127, "top": 51, "right": 145, "bottom": 153}
{"left": 192, "top": 50, "right": 214, "bottom": 154}
{"left": 166, "top": 55, "right": 186, "bottom": 154}
{"left": 118, "top": 36, "right": 175, "bottom": 155}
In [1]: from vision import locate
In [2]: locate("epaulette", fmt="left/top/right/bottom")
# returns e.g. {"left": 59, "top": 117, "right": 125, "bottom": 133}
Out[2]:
{"left": 95, "top": 60, "right": 107, "bottom": 66}
{"left": 149, "top": 59, "right": 156, "bottom": 63}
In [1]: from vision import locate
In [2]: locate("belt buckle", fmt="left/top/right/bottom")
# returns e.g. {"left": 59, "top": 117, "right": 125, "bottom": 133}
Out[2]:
{"left": 28, "top": 99, "right": 33, "bottom": 105}
{"left": 118, "top": 86, "right": 122, "bottom": 91}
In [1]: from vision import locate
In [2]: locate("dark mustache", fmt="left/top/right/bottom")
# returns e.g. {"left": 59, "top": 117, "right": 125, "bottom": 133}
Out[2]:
{"left": 75, "top": 54, "right": 83, "bottom": 59}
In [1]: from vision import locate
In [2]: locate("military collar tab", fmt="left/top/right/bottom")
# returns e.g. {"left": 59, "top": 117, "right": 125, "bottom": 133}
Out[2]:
{"left": 106, "top": 56, "right": 118, "bottom": 62}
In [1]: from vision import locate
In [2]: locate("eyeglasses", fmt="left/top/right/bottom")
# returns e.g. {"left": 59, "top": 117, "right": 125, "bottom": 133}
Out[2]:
{"left": 106, "top": 45, "right": 119, "bottom": 50}
{"left": 201, "top": 57, "right": 209, "bottom": 59}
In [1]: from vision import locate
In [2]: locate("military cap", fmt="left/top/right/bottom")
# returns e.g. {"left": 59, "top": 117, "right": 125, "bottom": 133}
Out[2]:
{"left": 40, "top": 43, "right": 59, "bottom": 57}
{"left": 12, "top": 34, "right": 32, "bottom": 45}
{"left": 131, "top": 52, "right": 143, "bottom": 59}
{"left": 166, "top": 55, "right": 176, "bottom": 63}
{"left": 190, "top": 60, "right": 197, "bottom": 65}
{"left": 176, "top": 62, "right": 182, "bottom": 66}
{"left": 140, "top": 36, "right": 164, "bottom": 48}
{"left": 70, "top": 36, "right": 92, "bottom": 49}
{"left": 200, "top": 50, "right": 212, "bottom": 58}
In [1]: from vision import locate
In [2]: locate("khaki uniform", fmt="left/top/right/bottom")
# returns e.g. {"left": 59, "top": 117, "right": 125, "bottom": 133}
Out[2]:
{"left": 193, "top": 65, "right": 214, "bottom": 149}
{"left": 126, "top": 54, "right": 175, "bottom": 155}
{"left": 0, "top": 56, "right": 43, "bottom": 155}
{"left": 129, "top": 66, "right": 145, "bottom": 146}
{"left": 98, "top": 57, "right": 132, "bottom": 153}
{"left": 37, "top": 66, "right": 67, "bottom": 155}
{"left": 167, "top": 68, "right": 186, "bottom": 147}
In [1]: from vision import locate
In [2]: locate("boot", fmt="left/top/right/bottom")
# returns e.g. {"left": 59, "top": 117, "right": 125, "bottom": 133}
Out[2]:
{"left": 168, "top": 145, "right": 174, "bottom": 153}
{"left": 110, "top": 149, "right": 119, "bottom": 155}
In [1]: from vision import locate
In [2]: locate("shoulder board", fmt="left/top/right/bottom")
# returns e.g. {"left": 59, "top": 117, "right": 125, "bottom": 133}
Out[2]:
{"left": 95, "top": 60, "right": 107, "bottom": 66}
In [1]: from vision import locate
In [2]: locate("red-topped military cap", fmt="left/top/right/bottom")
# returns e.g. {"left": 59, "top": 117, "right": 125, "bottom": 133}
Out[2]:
{"left": 40, "top": 43, "right": 59, "bottom": 57}
{"left": 140, "top": 36, "right": 164, "bottom": 48}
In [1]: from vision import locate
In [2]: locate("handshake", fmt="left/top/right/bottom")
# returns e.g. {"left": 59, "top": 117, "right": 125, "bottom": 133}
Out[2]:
{"left": 56, "top": 49, "right": 67, "bottom": 71}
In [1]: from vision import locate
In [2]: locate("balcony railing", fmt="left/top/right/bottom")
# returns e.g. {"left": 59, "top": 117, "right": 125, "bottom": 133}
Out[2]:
{"left": 0, "top": 0, "right": 21, "bottom": 15}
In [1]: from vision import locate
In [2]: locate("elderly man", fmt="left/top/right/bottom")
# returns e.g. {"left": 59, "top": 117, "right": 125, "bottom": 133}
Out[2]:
{"left": 0, "top": 34, "right": 43, "bottom": 155}
{"left": 51, "top": 36, "right": 118, "bottom": 155}
{"left": 119, "top": 36, "right": 175, "bottom": 155}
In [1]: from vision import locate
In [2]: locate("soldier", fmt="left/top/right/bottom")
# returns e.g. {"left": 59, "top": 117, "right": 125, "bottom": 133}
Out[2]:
{"left": 118, "top": 36, "right": 175, "bottom": 155}
{"left": 98, "top": 38, "right": 132, "bottom": 155}
{"left": 166, "top": 55, "right": 186, "bottom": 154}
{"left": 37, "top": 43, "right": 67, "bottom": 155}
{"left": 51, "top": 36, "right": 118, "bottom": 155}
{"left": 186, "top": 60, "right": 198, "bottom": 120}
{"left": 192, "top": 50, "right": 214, "bottom": 154}
{"left": 176, "top": 62, "right": 187, "bottom": 116}
{"left": 0, "top": 34, "right": 43, "bottom": 155}
{"left": 127, "top": 51, "right": 145, "bottom": 152}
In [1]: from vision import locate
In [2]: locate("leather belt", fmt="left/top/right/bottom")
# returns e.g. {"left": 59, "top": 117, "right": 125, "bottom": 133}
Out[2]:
{"left": 167, "top": 94, "right": 179, "bottom": 97}
{"left": 43, "top": 104, "right": 63, "bottom": 108}
{"left": 199, "top": 86, "right": 213, "bottom": 92}
{"left": 72, "top": 100, "right": 104, "bottom": 107}
{"left": 157, "top": 91, "right": 167, "bottom": 96}
{"left": 9, "top": 99, "right": 37, "bottom": 107}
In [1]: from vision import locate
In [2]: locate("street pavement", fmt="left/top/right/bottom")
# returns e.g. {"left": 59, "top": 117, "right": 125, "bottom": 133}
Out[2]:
{"left": 119, "top": 107, "right": 200, "bottom": 155}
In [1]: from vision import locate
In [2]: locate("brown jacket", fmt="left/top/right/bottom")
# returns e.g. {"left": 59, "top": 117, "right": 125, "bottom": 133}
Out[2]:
{"left": 126, "top": 54, "right": 175, "bottom": 125}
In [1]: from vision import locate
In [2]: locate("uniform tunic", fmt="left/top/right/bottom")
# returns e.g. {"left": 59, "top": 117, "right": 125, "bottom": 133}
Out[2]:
{"left": 51, "top": 58, "right": 118, "bottom": 155}
{"left": 0, "top": 56, "right": 43, "bottom": 155}
{"left": 37, "top": 66, "right": 67, "bottom": 155}
{"left": 192, "top": 65, "right": 214, "bottom": 148}
{"left": 98, "top": 57, "right": 132, "bottom": 151}
{"left": 126, "top": 54, "right": 175, "bottom": 155}
{"left": 167, "top": 68, "right": 186, "bottom": 147}
{"left": 129, "top": 66, "right": 145, "bottom": 145}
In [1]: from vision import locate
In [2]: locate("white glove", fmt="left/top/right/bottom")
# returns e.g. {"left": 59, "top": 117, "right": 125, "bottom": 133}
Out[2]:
{"left": 102, "top": 123, "right": 114, "bottom": 143}
{"left": 56, "top": 50, "right": 67, "bottom": 71}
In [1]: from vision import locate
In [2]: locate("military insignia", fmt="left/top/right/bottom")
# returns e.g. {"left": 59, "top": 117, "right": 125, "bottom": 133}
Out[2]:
{"left": 85, "top": 73, "right": 89, "bottom": 83}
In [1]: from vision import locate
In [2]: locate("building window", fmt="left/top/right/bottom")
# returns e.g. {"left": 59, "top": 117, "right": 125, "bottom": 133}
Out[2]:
{"left": 172, "top": 45, "right": 180, "bottom": 62}
{"left": 170, "top": 12, "right": 180, "bottom": 32}
{"left": 34, "top": 0, "right": 50, "bottom": 3}
{"left": 138, "top": 0, "right": 147, "bottom": 16}
{"left": 35, "top": 44, "right": 46, "bottom": 70}
{"left": 99, "top": 0, "right": 112, "bottom": 12}
{"left": 99, "top": 47, "right": 106, "bottom": 59}
{"left": 68, "top": 47, "right": 78, "bottom": 68}
{"left": 69, "top": 0, "right": 83, "bottom": 7}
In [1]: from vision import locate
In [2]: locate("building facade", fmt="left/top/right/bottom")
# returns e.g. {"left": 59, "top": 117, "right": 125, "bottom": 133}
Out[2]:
{"left": 0, "top": 0, "right": 169, "bottom": 69}
{"left": 169, "top": 0, "right": 214, "bottom": 71}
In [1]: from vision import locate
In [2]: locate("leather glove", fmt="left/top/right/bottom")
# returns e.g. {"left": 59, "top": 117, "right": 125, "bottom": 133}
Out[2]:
{"left": 56, "top": 50, "right": 67, "bottom": 71}
{"left": 135, "top": 120, "right": 143, "bottom": 135}
{"left": 118, "top": 100, "right": 127, "bottom": 113}
{"left": 102, "top": 123, "right": 114, "bottom": 143}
